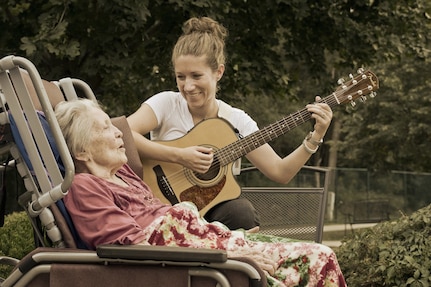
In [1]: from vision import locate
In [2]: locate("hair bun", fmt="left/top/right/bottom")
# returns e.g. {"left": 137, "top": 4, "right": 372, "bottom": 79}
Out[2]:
{"left": 182, "top": 17, "right": 228, "bottom": 40}
{"left": 172, "top": 17, "right": 227, "bottom": 70}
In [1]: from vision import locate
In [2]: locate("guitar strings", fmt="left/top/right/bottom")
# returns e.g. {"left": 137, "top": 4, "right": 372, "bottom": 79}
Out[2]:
{"left": 215, "top": 73, "right": 373, "bottom": 165}
{"left": 158, "top": 73, "right": 375, "bottom": 193}
{"left": 158, "top": 74, "right": 372, "bottom": 190}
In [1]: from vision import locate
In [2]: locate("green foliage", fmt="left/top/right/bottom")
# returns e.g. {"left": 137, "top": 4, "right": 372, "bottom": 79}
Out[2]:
{"left": 1, "top": 0, "right": 429, "bottom": 109}
{"left": 0, "top": 0, "right": 431, "bottom": 170}
{"left": 337, "top": 56, "right": 431, "bottom": 172}
{"left": 0, "top": 211, "right": 34, "bottom": 280}
{"left": 337, "top": 204, "right": 431, "bottom": 286}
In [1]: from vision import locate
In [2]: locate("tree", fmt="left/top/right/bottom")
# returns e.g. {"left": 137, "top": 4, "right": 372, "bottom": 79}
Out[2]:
{"left": 1, "top": 0, "right": 430, "bottom": 171}
{"left": 337, "top": 57, "right": 431, "bottom": 172}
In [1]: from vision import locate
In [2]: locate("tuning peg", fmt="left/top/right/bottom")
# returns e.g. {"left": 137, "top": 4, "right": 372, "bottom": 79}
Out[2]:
{"left": 357, "top": 68, "right": 364, "bottom": 74}
{"left": 370, "top": 91, "right": 377, "bottom": 98}
{"left": 360, "top": 95, "right": 367, "bottom": 102}
{"left": 337, "top": 78, "right": 345, "bottom": 85}
{"left": 347, "top": 73, "right": 359, "bottom": 85}
{"left": 350, "top": 101, "right": 357, "bottom": 107}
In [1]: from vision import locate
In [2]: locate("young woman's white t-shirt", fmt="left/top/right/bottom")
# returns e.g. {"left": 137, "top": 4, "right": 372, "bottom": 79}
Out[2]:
{"left": 145, "top": 91, "right": 259, "bottom": 141}
{"left": 145, "top": 91, "right": 259, "bottom": 175}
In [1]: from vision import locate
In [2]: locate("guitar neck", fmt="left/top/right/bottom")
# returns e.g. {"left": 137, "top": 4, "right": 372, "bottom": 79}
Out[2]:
{"left": 215, "top": 69, "right": 379, "bottom": 166}
{"left": 216, "top": 94, "right": 340, "bottom": 166}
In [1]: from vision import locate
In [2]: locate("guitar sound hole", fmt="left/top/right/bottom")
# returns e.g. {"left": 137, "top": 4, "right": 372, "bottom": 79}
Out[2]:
{"left": 195, "top": 159, "right": 220, "bottom": 181}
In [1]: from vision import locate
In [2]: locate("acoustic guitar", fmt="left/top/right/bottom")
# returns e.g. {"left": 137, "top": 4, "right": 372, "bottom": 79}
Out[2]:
{"left": 143, "top": 69, "right": 379, "bottom": 215}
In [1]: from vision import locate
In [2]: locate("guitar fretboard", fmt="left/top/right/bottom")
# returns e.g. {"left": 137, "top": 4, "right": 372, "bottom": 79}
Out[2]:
{"left": 214, "top": 69, "right": 378, "bottom": 166}
{"left": 215, "top": 94, "right": 338, "bottom": 165}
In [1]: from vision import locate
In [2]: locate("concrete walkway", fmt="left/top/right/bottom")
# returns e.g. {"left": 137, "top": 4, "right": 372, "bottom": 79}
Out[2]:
{"left": 322, "top": 223, "right": 377, "bottom": 247}
{"left": 323, "top": 223, "right": 377, "bottom": 232}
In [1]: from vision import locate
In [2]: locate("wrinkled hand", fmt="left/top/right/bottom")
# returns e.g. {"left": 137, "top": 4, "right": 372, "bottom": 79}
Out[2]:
{"left": 178, "top": 146, "right": 213, "bottom": 174}
{"left": 306, "top": 96, "right": 333, "bottom": 139}
{"left": 246, "top": 226, "right": 260, "bottom": 233}
{"left": 229, "top": 248, "right": 278, "bottom": 275}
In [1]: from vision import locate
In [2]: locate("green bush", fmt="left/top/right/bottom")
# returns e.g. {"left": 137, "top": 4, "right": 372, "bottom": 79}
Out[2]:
{"left": 337, "top": 204, "right": 431, "bottom": 286}
{"left": 0, "top": 211, "right": 34, "bottom": 280}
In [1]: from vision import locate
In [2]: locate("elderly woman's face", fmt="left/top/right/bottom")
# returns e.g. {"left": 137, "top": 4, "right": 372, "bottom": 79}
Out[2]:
{"left": 85, "top": 107, "right": 127, "bottom": 169}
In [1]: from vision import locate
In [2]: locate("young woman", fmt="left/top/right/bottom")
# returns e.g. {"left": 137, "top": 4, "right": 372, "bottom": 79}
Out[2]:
{"left": 55, "top": 98, "right": 346, "bottom": 286}
{"left": 127, "top": 17, "right": 332, "bottom": 230}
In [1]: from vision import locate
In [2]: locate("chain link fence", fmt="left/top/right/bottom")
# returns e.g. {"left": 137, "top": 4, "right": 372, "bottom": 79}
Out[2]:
{"left": 237, "top": 166, "right": 431, "bottom": 224}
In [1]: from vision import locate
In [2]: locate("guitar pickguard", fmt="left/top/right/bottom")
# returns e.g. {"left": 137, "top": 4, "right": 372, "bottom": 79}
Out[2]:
{"left": 180, "top": 175, "right": 226, "bottom": 211}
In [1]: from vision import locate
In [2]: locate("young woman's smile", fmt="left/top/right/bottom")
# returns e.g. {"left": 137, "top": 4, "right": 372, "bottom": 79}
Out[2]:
{"left": 174, "top": 55, "right": 223, "bottom": 114}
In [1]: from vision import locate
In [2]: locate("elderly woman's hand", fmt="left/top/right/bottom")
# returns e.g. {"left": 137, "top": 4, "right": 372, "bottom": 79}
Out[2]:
{"left": 228, "top": 248, "right": 278, "bottom": 275}
{"left": 246, "top": 226, "right": 260, "bottom": 233}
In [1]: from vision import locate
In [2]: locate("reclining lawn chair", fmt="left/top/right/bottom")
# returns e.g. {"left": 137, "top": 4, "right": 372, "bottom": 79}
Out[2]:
{"left": 0, "top": 55, "right": 266, "bottom": 287}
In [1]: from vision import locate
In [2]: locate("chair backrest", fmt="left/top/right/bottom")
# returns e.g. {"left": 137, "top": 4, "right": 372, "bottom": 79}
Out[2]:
{"left": 0, "top": 55, "right": 75, "bottom": 248}
{"left": 0, "top": 56, "right": 73, "bottom": 196}
{"left": 21, "top": 69, "right": 66, "bottom": 110}
{"left": 0, "top": 55, "right": 143, "bottom": 249}
{"left": 241, "top": 187, "right": 327, "bottom": 242}
{"left": 239, "top": 166, "right": 329, "bottom": 243}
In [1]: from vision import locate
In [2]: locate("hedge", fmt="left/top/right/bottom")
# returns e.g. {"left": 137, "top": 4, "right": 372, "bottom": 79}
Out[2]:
{"left": 0, "top": 211, "right": 34, "bottom": 280}
{"left": 337, "top": 204, "right": 431, "bottom": 286}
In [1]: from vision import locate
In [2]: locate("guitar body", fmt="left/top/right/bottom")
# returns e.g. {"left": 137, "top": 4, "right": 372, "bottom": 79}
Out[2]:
{"left": 142, "top": 118, "right": 241, "bottom": 216}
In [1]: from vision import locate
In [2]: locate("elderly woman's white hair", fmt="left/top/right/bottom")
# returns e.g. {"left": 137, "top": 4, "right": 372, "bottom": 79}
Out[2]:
{"left": 54, "top": 99, "right": 102, "bottom": 159}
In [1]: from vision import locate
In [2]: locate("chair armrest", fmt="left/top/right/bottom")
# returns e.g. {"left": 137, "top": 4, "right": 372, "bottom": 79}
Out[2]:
{"left": 96, "top": 244, "right": 227, "bottom": 263}
{"left": 0, "top": 256, "right": 20, "bottom": 267}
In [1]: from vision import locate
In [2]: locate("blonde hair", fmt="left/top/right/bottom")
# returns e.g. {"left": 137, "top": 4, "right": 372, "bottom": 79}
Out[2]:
{"left": 172, "top": 17, "right": 228, "bottom": 71}
{"left": 54, "top": 99, "right": 100, "bottom": 158}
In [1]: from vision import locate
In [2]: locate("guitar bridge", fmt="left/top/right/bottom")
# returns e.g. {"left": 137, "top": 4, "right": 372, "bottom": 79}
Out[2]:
{"left": 153, "top": 165, "right": 179, "bottom": 205}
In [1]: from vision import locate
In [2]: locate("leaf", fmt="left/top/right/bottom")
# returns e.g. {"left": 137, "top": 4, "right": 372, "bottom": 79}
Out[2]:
{"left": 19, "top": 37, "right": 37, "bottom": 55}
{"left": 404, "top": 255, "right": 416, "bottom": 265}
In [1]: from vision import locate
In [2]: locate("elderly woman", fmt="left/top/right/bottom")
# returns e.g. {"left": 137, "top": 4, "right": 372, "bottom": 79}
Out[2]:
{"left": 55, "top": 99, "right": 346, "bottom": 287}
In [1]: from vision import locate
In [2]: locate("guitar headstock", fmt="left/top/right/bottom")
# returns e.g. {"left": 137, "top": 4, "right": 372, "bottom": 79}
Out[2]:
{"left": 333, "top": 68, "right": 379, "bottom": 107}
